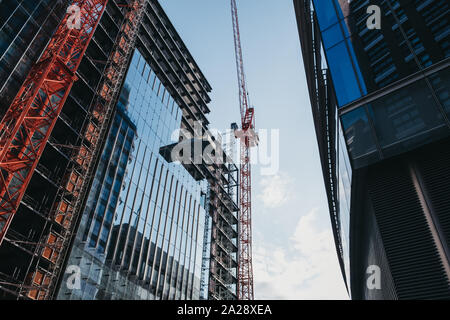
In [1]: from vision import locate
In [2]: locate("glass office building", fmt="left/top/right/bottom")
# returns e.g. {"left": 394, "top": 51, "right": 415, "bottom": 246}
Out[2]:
{"left": 295, "top": 0, "right": 450, "bottom": 299}
{"left": 0, "top": 0, "right": 238, "bottom": 300}
{"left": 57, "top": 50, "right": 206, "bottom": 300}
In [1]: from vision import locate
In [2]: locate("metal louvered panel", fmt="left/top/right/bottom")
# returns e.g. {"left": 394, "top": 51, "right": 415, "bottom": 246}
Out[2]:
{"left": 417, "top": 147, "right": 450, "bottom": 252}
{"left": 368, "top": 162, "right": 450, "bottom": 299}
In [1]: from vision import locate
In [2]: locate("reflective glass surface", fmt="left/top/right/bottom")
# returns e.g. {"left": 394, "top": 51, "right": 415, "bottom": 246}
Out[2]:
{"left": 313, "top": 0, "right": 449, "bottom": 107}
{"left": 0, "top": 0, "right": 63, "bottom": 110}
{"left": 341, "top": 74, "right": 450, "bottom": 168}
{"left": 367, "top": 77, "right": 449, "bottom": 158}
{"left": 58, "top": 50, "right": 206, "bottom": 300}
{"left": 341, "top": 107, "right": 380, "bottom": 168}
{"left": 338, "top": 123, "right": 352, "bottom": 291}
{"left": 326, "top": 40, "right": 366, "bottom": 105}
{"left": 428, "top": 67, "right": 450, "bottom": 119}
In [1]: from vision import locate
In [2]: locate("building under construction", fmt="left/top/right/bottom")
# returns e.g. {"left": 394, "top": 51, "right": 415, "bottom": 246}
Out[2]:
{"left": 204, "top": 158, "right": 239, "bottom": 300}
{"left": 0, "top": 0, "right": 239, "bottom": 300}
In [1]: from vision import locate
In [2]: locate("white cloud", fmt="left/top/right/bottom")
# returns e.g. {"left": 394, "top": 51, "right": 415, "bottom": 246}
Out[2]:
{"left": 253, "top": 209, "right": 349, "bottom": 300}
{"left": 257, "top": 173, "right": 293, "bottom": 208}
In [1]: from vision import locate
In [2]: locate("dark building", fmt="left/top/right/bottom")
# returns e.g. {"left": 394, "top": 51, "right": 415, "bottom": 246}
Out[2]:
{"left": 0, "top": 0, "right": 238, "bottom": 300}
{"left": 294, "top": 0, "right": 450, "bottom": 299}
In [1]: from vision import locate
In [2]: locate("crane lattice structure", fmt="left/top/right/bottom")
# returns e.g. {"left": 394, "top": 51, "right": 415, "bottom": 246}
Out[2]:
{"left": 0, "top": 0, "right": 148, "bottom": 299}
{"left": 231, "top": 0, "right": 257, "bottom": 300}
{"left": 0, "top": 0, "right": 108, "bottom": 246}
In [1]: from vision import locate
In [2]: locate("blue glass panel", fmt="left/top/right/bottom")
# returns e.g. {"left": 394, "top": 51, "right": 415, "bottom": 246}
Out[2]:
{"left": 339, "top": 20, "right": 350, "bottom": 38}
{"left": 313, "top": 0, "right": 339, "bottom": 31}
{"left": 345, "top": 38, "right": 367, "bottom": 95}
{"left": 326, "top": 41, "right": 363, "bottom": 106}
{"left": 322, "top": 23, "right": 344, "bottom": 49}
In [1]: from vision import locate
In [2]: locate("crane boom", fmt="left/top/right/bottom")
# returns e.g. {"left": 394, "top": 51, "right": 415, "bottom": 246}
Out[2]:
{"left": 231, "top": 0, "right": 255, "bottom": 300}
{"left": 231, "top": 0, "right": 249, "bottom": 123}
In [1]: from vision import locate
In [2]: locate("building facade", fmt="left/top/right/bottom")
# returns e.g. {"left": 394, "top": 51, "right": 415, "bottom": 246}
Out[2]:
{"left": 0, "top": 0, "right": 238, "bottom": 300}
{"left": 56, "top": 49, "right": 209, "bottom": 300}
{"left": 294, "top": 0, "right": 450, "bottom": 299}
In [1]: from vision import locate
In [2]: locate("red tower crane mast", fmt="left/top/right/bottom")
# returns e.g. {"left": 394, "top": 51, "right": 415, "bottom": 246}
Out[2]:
{"left": 231, "top": 0, "right": 256, "bottom": 300}
{"left": 0, "top": 0, "right": 108, "bottom": 246}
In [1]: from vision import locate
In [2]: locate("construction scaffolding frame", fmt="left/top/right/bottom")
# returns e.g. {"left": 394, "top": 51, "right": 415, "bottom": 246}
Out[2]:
{"left": 0, "top": 0, "right": 149, "bottom": 299}
{"left": 207, "top": 161, "right": 239, "bottom": 300}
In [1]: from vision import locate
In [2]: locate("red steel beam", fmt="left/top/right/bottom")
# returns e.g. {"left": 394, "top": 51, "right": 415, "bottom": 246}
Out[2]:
{"left": 231, "top": 0, "right": 255, "bottom": 300}
{"left": 238, "top": 136, "right": 254, "bottom": 300}
{"left": 0, "top": 0, "right": 108, "bottom": 246}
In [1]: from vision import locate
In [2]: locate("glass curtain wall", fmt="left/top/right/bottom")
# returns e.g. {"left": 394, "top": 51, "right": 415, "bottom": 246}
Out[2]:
{"left": 312, "top": 0, "right": 450, "bottom": 168}
{"left": 58, "top": 49, "right": 206, "bottom": 300}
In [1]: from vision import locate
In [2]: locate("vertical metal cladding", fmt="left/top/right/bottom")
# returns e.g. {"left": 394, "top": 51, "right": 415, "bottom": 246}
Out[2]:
{"left": 367, "top": 151, "right": 450, "bottom": 299}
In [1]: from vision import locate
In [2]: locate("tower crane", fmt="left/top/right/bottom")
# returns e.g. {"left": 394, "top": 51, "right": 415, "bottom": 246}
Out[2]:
{"left": 0, "top": 0, "right": 108, "bottom": 246}
{"left": 230, "top": 0, "right": 257, "bottom": 300}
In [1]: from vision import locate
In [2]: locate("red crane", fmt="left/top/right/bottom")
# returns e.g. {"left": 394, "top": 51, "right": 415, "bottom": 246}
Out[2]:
{"left": 231, "top": 0, "right": 256, "bottom": 300}
{"left": 0, "top": 0, "right": 108, "bottom": 246}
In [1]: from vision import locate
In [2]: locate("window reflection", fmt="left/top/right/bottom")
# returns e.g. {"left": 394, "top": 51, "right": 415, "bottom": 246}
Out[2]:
{"left": 338, "top": 123, "right": 352, "bottom": 289}
{"left": 60, "top": 49, "right": 206, "bottom": 300}
{"left": 367, "top": 77, "right": 450, "bottom": 158}
{"left": 341, "top": 73, "right": 450, "bottom": 167}
{"left": 312, "top": 0, "right": 340, "bottom": 31}
{"left": 341, "top": 107, "right": 379, "bottom": 168}
{"left": 428, "top": 67, "right": 450, "bottom": 118}
{"left": 314, "top": 0, "right": 449, "bottom": 106}
{"left": 327, "top": 41, "right": 365, "bottom": 106}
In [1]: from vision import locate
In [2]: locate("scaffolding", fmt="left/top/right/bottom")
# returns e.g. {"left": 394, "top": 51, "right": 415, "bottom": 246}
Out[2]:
{"left": 200, "top": 185, "right": 212, "bottom": 300}
{"left": 0, "top": 0, "right": 108, "bottom": 246}
{"left": 207, "top": 163, "right": 239, "bottom": 300}
{"left": 26, "top": 0, "right": 149, "bottom": 300}
{"left": 0, "top": 0, "right": 149, "bottom": 299}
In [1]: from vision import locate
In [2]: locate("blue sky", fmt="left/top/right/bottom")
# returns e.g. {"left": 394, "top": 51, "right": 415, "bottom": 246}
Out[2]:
{"left": 160, "top": 0, "right": 348, "bottom": 299}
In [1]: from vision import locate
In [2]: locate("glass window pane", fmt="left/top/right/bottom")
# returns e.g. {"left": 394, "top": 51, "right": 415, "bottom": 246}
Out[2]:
{"left": 367, "top": 78, "right": 449, "bottom": 158}
{"left": 428, "top": 68, "right": 450, "bottom": 118}
{"left": 341, "top": 107, "right": 379, "bottom": 168}
{"left": 327, "top": 41, "right": 363, "bottom": 106}
{"left": 322, "top": 23, "right": 344, "bottom": 49}
{"left": 313, "top": 0, "right": 339, "bottom": 31}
